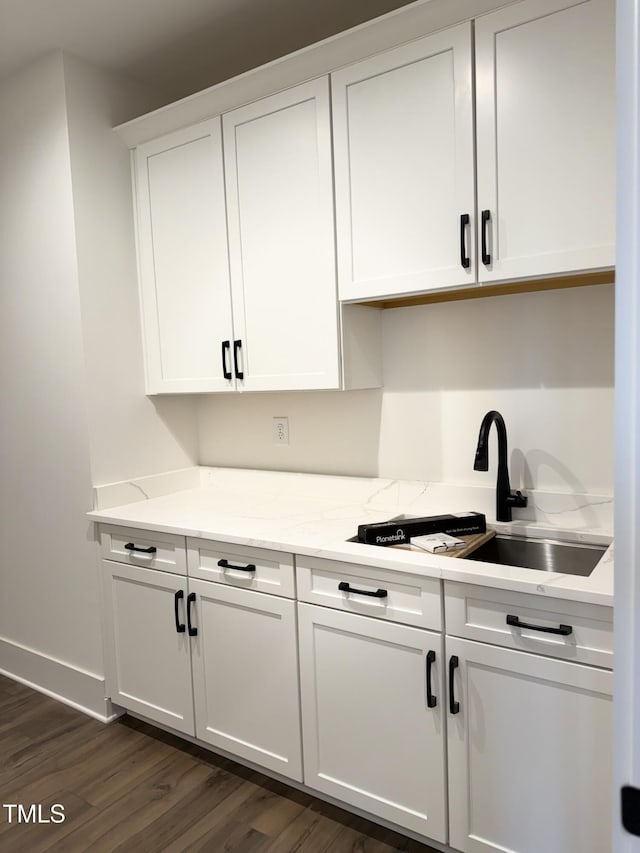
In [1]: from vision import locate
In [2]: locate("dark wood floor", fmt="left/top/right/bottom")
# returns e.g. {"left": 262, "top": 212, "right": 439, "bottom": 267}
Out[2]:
{"left": 0, "top": 675, "right": 440, "bottom": 852}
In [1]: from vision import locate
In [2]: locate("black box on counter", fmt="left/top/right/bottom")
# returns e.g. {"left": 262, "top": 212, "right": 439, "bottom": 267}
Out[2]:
{"left": 357, "top": 512, "right": 486, "bottom": 546}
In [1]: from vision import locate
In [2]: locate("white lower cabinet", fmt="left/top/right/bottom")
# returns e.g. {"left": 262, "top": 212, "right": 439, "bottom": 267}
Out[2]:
{"left": 446, "top": 636, "right": 613, "bottom": 853}
{"left": 102, "top": 553, "right": 302, "bottom": 782}
{"left": 297, "top": 602, "right": 447, "bottom": 842}
{"left": 102, "top": 531, "right": 613, "bottom": 853}
{"left": 189, "top": 578, "right": 302, "bottom": 781}
{"left": 102, "top": 561, "right": 195, "bottom": 735}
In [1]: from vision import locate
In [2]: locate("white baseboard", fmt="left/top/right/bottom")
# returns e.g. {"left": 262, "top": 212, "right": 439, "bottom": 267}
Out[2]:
{"left": 0, "top": 635, "right": 121, "bottom": 723}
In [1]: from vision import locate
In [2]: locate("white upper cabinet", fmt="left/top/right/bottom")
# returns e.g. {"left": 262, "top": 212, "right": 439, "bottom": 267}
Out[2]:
{"left": 134, "top": 120, "right": 235, "bottom": 394}
{"left": 475, "top": 0, "right": 615, "bottom": 283}
{"left": 223, "top": 78, "right": 341, "bottom": 391}
{"left": 332, "top": 24, "right": 475, "bottom": 301}
{"left": 128, "top": 0, "right": 615, "bottom": 382}
{"left": 331, "top": 0, "right": 614, "bottom": 300}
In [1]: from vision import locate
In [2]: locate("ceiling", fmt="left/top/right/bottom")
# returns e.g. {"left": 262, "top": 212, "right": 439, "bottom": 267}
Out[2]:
{"left": 1, "top": 0, "right": 417, "bottom": 104}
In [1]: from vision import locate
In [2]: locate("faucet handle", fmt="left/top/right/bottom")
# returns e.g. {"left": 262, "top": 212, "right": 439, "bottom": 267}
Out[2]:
{"left": 506, "top": 490, "right": 528, "bottom": 508}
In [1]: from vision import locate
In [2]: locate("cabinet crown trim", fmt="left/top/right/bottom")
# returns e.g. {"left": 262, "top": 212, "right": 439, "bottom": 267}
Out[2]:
{"left": 114, "top": 0, "right": 519, "bottom": 148}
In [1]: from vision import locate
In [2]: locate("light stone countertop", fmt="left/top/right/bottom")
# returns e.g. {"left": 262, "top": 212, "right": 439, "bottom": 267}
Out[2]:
{"left": 88, "top": 467, "right": 613, "bottom": 608}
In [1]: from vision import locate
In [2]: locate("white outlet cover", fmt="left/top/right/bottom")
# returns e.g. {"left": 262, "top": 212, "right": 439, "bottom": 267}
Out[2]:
{"left": 272, "top": 416, "right": 289, "bottom": 446}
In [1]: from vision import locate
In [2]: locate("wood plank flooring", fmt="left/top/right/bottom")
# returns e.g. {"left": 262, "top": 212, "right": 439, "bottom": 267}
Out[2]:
{"left": 0, "top": 675, "right": 441, "bottom": 852}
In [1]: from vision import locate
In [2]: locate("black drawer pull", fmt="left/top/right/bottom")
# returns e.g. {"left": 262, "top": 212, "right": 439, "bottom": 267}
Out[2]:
{"left": 187, "top": 592, "right": 197, "bottom": 637}
{"left": 217, "top": 559, "right": 256, "bottom": 573}
{"left": 481, "top": 208, "right": 491, "bottom": 265}
{"left": 338, "top": 581, "right": 387, "bottom": 598}
{"left": 460, "top": 213, "right": 471, "bottom": 269}
{"left": 221, "top": 340, "right": 232, "bottom": 380}
{"left": 174, "top": 590, "right": 185, "bottom": 633}
{"left": 506, "top": 614, "right": 573, "bottom": 636}
{"left": 426, "top": 650, "right": 437, "bottom": 709}
{"left": 233, "top": 339, "right": 244, "bottom": 380}
{"left": 449, "top": 655, "right": 460, "bottom": 714}
{"left": 124, "top": 542, "right": 157, "bottom": 554}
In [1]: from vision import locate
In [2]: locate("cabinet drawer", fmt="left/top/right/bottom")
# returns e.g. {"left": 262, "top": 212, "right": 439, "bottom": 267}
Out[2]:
{"left": 187, "top": 539, "right": 295, "bottom": 598}
{"left": 100, "top": 525, "right": 187, "bottom": 575}
{"left": 445, "top": 582, "right": 613, "bottom": 669}
{"left": 297, "top": 557, "right": 441, "bottom": 630}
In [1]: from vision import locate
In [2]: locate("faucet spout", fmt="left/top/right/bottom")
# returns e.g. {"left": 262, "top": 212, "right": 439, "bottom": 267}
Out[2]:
{"left": 474, "top": 410, "right": 527, "bottom": 522}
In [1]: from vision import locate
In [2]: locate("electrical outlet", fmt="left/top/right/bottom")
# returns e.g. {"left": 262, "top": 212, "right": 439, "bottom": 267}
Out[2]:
{"left": 273, "top": 416, "right": 289, "bottom": 446}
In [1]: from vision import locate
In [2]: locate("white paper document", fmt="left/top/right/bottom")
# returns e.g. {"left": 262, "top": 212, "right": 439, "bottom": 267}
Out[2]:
{"left": 410, "top": 533, "right": 466, "bottom": 553}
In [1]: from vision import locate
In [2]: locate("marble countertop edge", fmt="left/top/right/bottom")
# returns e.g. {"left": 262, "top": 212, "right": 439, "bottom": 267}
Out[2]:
{"left": 87, "top": 469, "right": 614, "bottom": 608}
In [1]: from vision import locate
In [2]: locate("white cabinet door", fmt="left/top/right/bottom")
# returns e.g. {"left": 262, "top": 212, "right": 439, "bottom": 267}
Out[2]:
{"left": 223, "top": 78, "right": 340, "bottom": 391}
{"left": 475, "top": 0, "right": 615, "bottom": 284}
{"left": 135, "top": 120, "right": 235, "bottom": 393}
{"left": 189, "top": 579, "right": 302, "bottom": 781}
{"left": 332, "top": 24, "right": 475, "bottom": 301}
{"left": 102, "top": 561, "right": 194, "bottom": 735}
{"left": 298, "top": 603, "right": 446, "bottom": 842}
{"left": 446, "top": 636, "right": 613, "bottom": 853}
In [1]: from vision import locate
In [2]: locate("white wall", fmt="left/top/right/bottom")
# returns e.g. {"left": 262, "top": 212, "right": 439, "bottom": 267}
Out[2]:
{"left": 62, "top": 54, "right": 198, "bottom": 485}
{"left": 379, "top": 284, "right": 614, "bottom": 494}
{"left": 198, "top": 389, "right": 382, "bottom": 477}
{"left": 0, "top": 54, "right": 104, "bottom": 698}
{"left": 0, "top": 52, "right": 200, "bottom": 717}
{"left": 197, "top": 284, "right": 614, "bottom": 499}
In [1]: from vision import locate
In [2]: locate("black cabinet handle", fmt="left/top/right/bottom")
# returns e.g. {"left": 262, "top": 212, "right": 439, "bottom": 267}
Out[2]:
{"left": 174, "top": 590, "right": 185, "bottom": 633}
{"left": 481, "top": 209, "right": 491, "bottom": 265}
{"left": 426, "top": 650, "right": 437, "bottom": 709}
{"left": 233, "top": 339, "right": 244, "bottom": 380}
{"left": 186, "top": 592, "right": 197, "bottom": 637}
{"left": 124, "top": 542, "right": 157, "bottom": 554}
{"left": 506, "top": 614, "right": 573, "bottom": 636}
{"left": 449, "top": 655, "right": 460, "bottom": 714}
{"left": 460, "top": 213, "right": 471, "bottom": 269}
{"left": 217, "top": 559, "right": 256, "bottom": 573}
{"left": 221, "top": 340, "right": 232, "bottom": 380}
{"left": 338, "top": 581, "right": 388, "bottom": 598}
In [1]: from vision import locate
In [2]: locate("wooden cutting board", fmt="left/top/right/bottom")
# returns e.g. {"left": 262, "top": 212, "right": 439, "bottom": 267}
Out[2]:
{"left": 393, "top": 528, "right": 496, "bottom": 558}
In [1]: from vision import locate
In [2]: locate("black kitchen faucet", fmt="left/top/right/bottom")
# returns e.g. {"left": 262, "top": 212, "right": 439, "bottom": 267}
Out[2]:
{"left": 474, "top": 410, "right": 528, "bottom": 522}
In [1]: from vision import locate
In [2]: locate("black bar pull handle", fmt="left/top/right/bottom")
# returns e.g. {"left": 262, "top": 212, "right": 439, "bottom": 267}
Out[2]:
{"left": 449, "top": 655, "right": 460, "bottom": 714}
{"left": 481, "top": 209, "right": 491, "bottom": 265}
{"left": 233, "top": 339, "right": 244, "bottom": 380}
{"left": 187, "top": 592, "right": 197, "bottom": 637}
{"left": 506, "top": 614, "right": 573, "bottom": 636}
{"left": 217, "top": 559, "right": 256, "bottom": 573}
{"left": 338, "top": 581, "right": 388, "bottom": 599}
{"left": 124, "top": 542, "right": 157, "bottom": 555}
{"left": 622, "top": 785, "right": 640, "bottom": 836}
{"left": 460, "top": 213, "right": 471, "bottom": 269}
{"left": 426, "top": 650, "right": 437, "bottom": 709}
{"left": 174, "top": 590, "right": 185, "bottom": 633}
{"left": 221, "top": 340, "right": 232, "bottom": 380}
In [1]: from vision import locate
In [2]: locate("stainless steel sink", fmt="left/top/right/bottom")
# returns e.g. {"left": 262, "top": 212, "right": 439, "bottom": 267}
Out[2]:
{"left": 465, "top": 534, "right": 606, "bottom": 576}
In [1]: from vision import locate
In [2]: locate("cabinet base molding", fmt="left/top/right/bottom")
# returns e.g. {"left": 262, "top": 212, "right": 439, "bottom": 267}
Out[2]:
{"left": 358, "top": 270, "right": 614, "bottom": 310}
{"left": 0, "top": 635, "right": 120, "bottom": 723}
{"left": 124, "top": 709, "right": 457, "bottom": 853}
